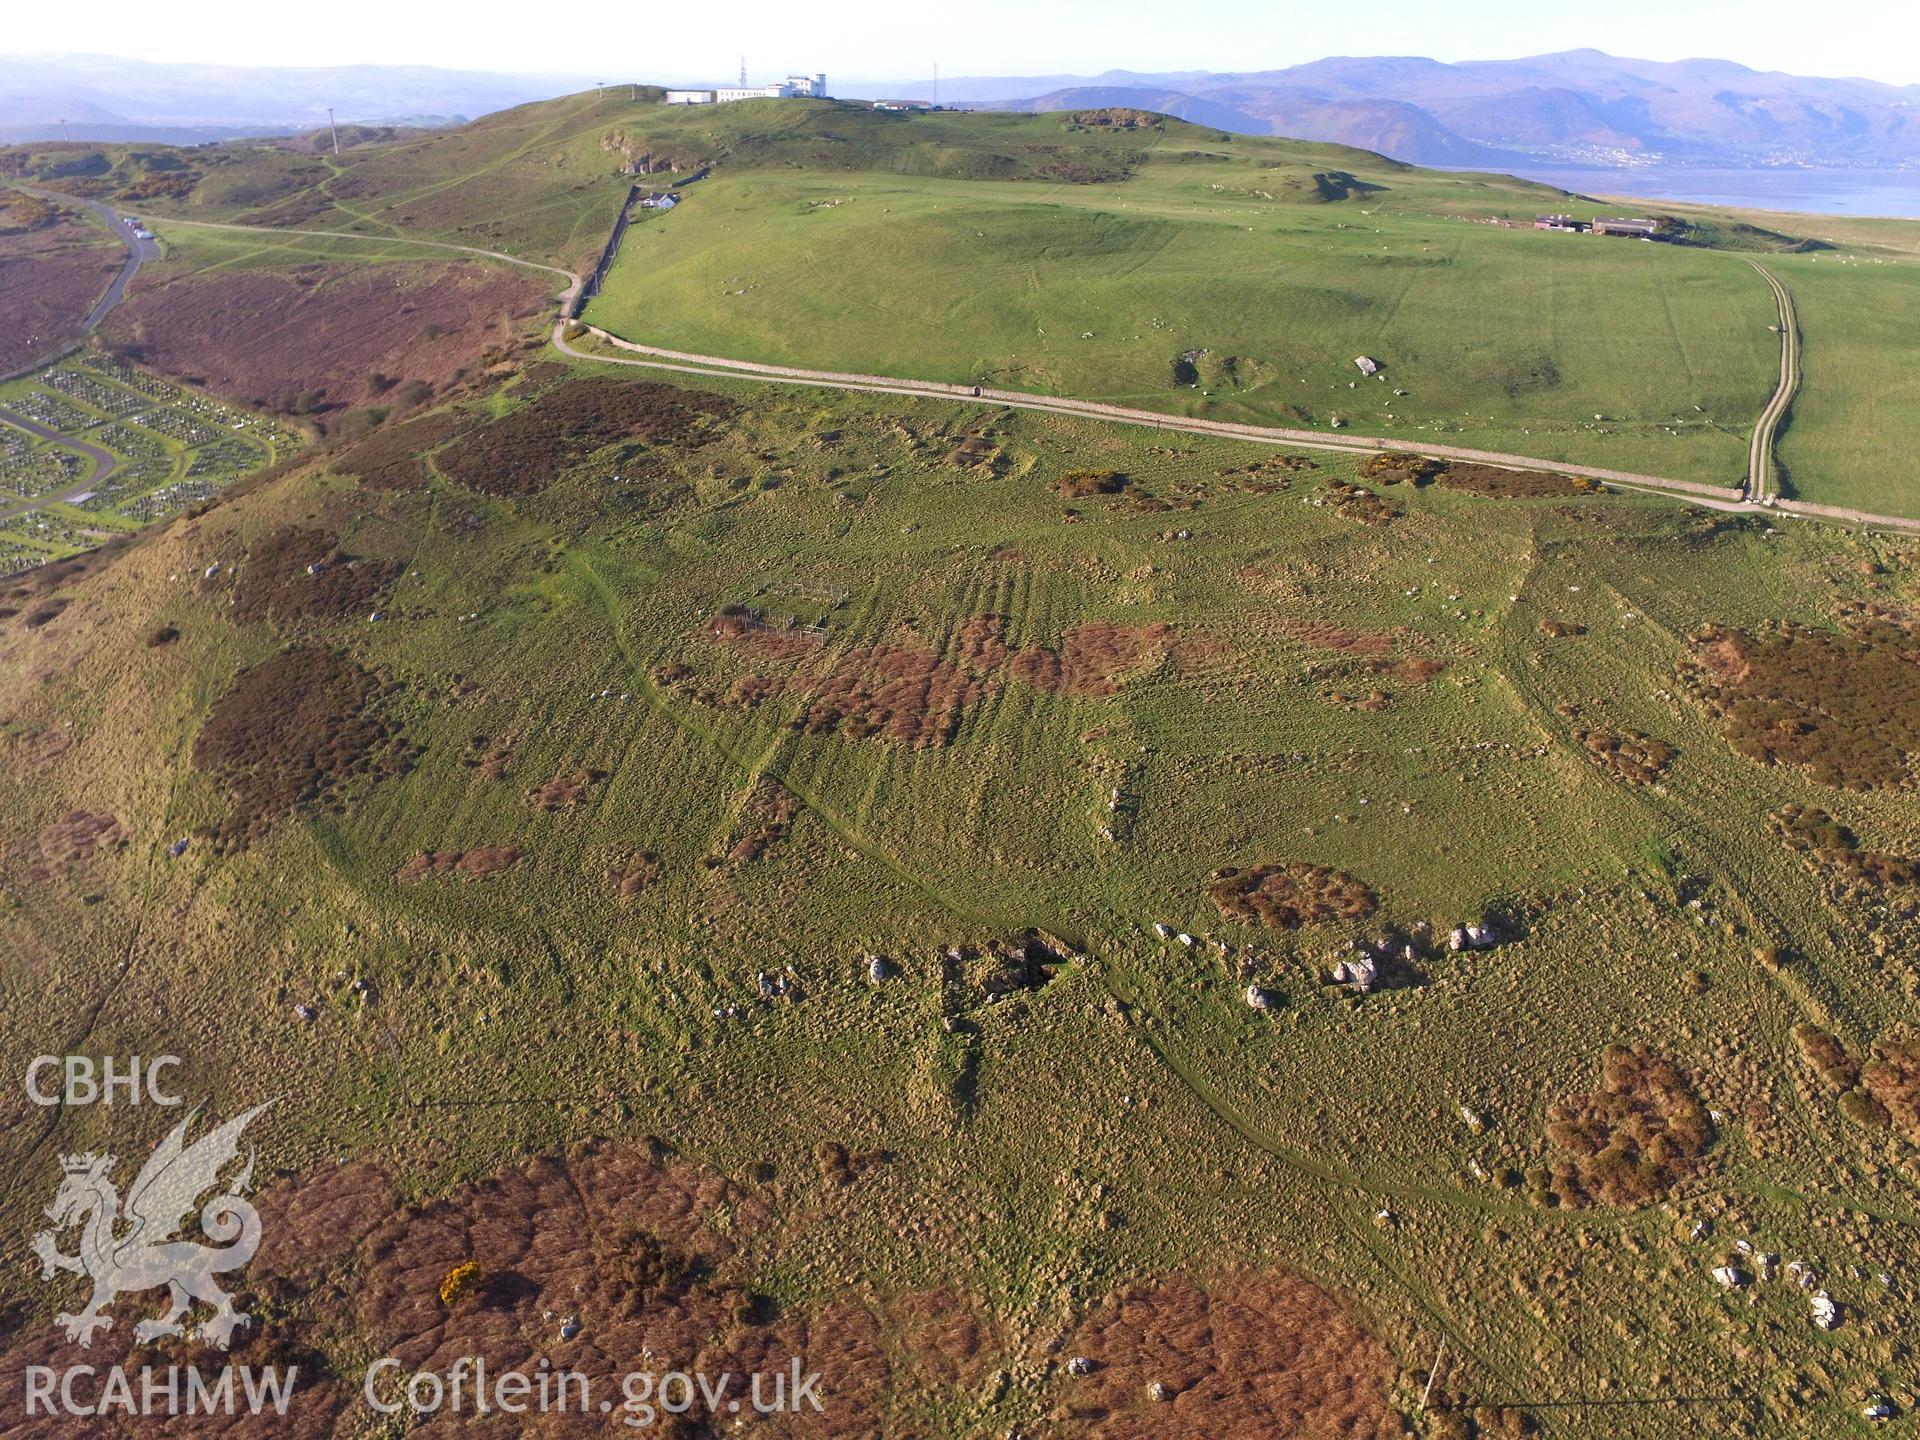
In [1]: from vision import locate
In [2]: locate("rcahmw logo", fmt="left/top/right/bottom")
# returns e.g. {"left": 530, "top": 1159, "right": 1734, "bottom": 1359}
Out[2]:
{"left": 21, "top": 1060, "right": 296, "bottom": 1420}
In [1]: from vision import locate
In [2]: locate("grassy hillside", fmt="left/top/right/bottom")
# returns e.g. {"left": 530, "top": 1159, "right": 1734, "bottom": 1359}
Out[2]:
{"left": 589, "top": 164, "right": 1776, "bottom": 485}
{"left": 5, "top": 360, "right": 1920, "bottom": 1435}
{"left": 12, "top": 92, "right": 1920, "bottom": 509}
{"left": 5, "top": 94, "right": 1920, "bottom": 1437}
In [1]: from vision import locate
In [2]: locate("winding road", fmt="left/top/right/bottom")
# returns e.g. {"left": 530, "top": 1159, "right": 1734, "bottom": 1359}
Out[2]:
{"left": 553, "top": 311, "right": 1919, "bottom": 534}
{"left": 27, "top": 202, "right": 1917, "bottom": 537}
{"left": 0, "top": 185, "right": 167, "bottom": 521}
{"left": 1, "top": 184, "right": 160, "bottom": 385}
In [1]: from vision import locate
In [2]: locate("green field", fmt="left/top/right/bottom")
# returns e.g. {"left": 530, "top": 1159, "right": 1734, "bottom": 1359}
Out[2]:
{"left": 589, "top": 165, "right": 1783, "bottom": 486}
{"left": 1771, "top": 251, "right": 1920, "bottom": 515}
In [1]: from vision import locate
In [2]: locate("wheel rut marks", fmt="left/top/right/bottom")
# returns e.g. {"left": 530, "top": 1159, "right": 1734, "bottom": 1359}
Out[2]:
{"left": 1745, "top": 261, "right": 1799, "bottom": 504}
{"left": 562, "top": 548, "right": 996, "bottom": 930}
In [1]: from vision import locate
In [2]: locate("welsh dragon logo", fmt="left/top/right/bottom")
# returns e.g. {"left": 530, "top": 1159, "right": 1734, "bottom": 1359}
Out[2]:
{"left": 31, "top": 1101, "right": 273, "bottom": 1350}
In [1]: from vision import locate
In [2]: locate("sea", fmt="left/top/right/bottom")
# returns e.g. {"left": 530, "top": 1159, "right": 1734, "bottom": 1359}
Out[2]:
{"left": 1441, "top": 164, "right": 1919, "bottom": 220}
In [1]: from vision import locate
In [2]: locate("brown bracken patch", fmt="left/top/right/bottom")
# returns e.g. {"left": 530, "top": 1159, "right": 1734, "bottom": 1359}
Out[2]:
{"left": 608, "top": 849, "right": 663, "bottom": 900}
{"left": 37, "top": 809, "right": 125, "bottom": 870}
{"left": 1363, "top": 452, "right": 1601, "bottom": 497}
{"left": 1541, "top": 1045, "right": 1714, "bottom": 1208}
{"left": 461, "top": 733, "right": 512, "bottom": 781}
{"left": 1057, "top": 1269, "right": 1406, "bottom": 1440}
{"left": 1281, "top": 618, "right": 1395, "bottom": 659}
{"left": 1361, "top": 453, "right": 1445, "bottom": 486}
{"left": 1009, "top": 621, "right": 1173, "bottom": 697}
{"left": 0, "top": 1137, "right": 993, "bottom": 1438}
{"left": 1206, "top": 862, "right": 1377, "bottom": 929}
{"left": 719, "top": 777, "right": 799, "bottom": 863}
{"left": 816, "top": 1139, "right": 892, "bottom": 1188}
{"left": 193, "top": 647, "right": 413, "bottom": 848}
{"left": 1539, "top": 619, "right": 1586, "bottom": 638}
{"left": 1862, "top": 1035, "right": 1920, "bottom": 1146}
{"left": 102, "top": 261, "right": 548, "bottom": 416}
{"left": 232, "top": 526, "right": 402, "bottom": 623}
{"left": 1434, "top": 463, "right": 1601, "bottom": 498}
{"left": 1056, "top": 469, "right": 1129, "bottom": 499}
{"left": 353, "top": 1142, "right": 937, "bottom": 1438}
{"left": 1793, "top": 1024, "right": 1920, "bottom": 1140}
{"left": 436, "top": 376, "right": 735, "bottom": 497}
{"left": 799, "top": 639, "right": 996, "bottom": 748}
{"left": 528, "top": 768, "right": 607, "bottom": 812}
{"left": 394, "top": 846, "right": 522, "bottom": 882}
{"left": 1686, "top": 608, "right": 1920, "bottom": 790}
{"left": 0, "top": 221, "right": 126, "bottom": 373}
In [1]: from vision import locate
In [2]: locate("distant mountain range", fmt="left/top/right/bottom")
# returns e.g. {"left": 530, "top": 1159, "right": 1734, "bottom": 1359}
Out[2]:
{"left": 0, "top": 53, "right": 587, "bottom": 142}
{"left": 4, "top": 50, "right": 1916, "bottom": 171}
{"left": 906, "top": 51, "right": 1920, "bottom": 169}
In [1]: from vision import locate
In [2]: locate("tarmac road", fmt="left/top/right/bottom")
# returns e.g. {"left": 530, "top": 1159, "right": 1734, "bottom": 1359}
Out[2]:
{"left": 0, "top": 184, "right": 161, "bottom": 385}
{"left": 554, "top": 320, "right": 1920, "bottom": 537}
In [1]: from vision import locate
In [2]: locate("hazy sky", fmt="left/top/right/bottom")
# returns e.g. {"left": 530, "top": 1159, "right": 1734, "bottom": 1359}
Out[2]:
{"left": 13, "top": 0, "right": 1920, "bottom": 86}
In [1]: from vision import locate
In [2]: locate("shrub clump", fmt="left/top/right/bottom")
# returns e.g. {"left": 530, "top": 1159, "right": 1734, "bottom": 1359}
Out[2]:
{"left": 607, "top": 850, "right": 662, "bottom": 901}
{"left": 436, "top": 377, "right": 735, "bottom": 497}
{"left": 1205, "top": 862, "right": 1377, "bottom": 929}
{"left": 1322, "top": 477, "right": 1400, "bottom": 526}
{"left": 1542, "top": 1045, "right": 1714, "bottom": 1207}
{"left": 232, "top": 526, "right": 402, "bottom": 623}
{"left": 1572, "top": 727, "right": 1674, "bottom": 784}
{"left": 1687, "top": 609, "right": 1920, "bottom": 790}
{"left": 1055, "top": 469, "right": 1128, "bottom": 499}
{"left": 1861, "top": 1035, "right": 1920, "bottom": 1145}
{"left": 439, "top": 1261, "right": 486, "bottom": 1307}
{"left": 1769, "top": 803, "right": 1920, "bottom": 889}
{"left": 193, "top": 647, "right": 413, "bottom": 848}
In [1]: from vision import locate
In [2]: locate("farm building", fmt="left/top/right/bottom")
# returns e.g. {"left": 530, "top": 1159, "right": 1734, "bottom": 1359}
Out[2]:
{"left": 873, "top": 99, "right": 933, "bottom": 111}
{"left": 1533, "top": 213, "right": 1585, "bottom": 232}
{"left": 1593, "top": 216, "right": 1662, "bottom": 239}
{"left": 639, "top": 192, "right": 679, "bottom": 210}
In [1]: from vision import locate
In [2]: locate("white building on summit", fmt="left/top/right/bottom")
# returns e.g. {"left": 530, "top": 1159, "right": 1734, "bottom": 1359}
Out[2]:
{"left": 666, "top": 74, "right": 828, "bottom": 105}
